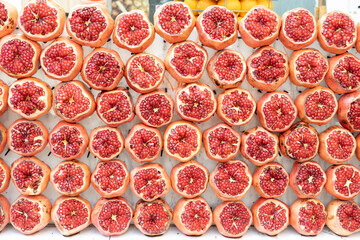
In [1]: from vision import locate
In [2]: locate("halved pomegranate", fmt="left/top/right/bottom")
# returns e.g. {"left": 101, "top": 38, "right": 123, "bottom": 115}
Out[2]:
{"left": 51, "top": 196, "right": 91, "bottom": 236}
{"left": 113, "top": 10, "right": 154, "bottom": 53}
{"left": 0, "top": 195, "right": 10, "bottom": 232}
{"left": 257, "top": 91, "right": 297, "bottom": 132}
{"left": 210, "top": 160, "right": 252, "bottom": 200}
{"left": 253, "top": 162, "right": 289, "bottom": 198}
{"left": 207, "top": 50, "right": 247, "bottom": 89}
{"left": 357, "top": 134, "right": 360, "bottom": 160}
{"left": 279, "top": 122, "right": 319, "bottom": 162}
{"left": 96, "top": 87, "right": 135, "bottom": 127}
{"left": 135, "top": 90, "right": 174, "bottom": 128}
{"left": 91, "top": 160, "right": 129, "bottom": 198}
{"left": 0, "top": 80, "right": 8, "bottom": 117}
{"left": 170, "top": 160, "right": 209, "bottom": 198}
{"left": 125, "top": 53, "right": 165, "bottom": 93}
{"left": 49, "top": 121, "right": 89, "bottom": 161}
{"left": 289, "top": 161, "right": 326, "bottom": 198}
{"left": 92, "top": 197, "right": 133, "bottom": 236}
{"left": 81, "top": 47, "right": 124, "bottom": 91}
{"left": 173, "top": 197, "right": 213, "bottom": 236}
{"left": 40, "top": 37, "right": 83, "bottom": 82}
{"left": 8, "top": 77, "right": 52, "bottom": 120}
{"left": 246, "top": 46, "right": 289, "bottom": 92}
{"left": 326, "top": 53, "right": 360, "bottom": 94}
{"left": 53, "top": 80, "right": 95, "bottom": 123}
{"left": 89, "top": 126, "right": 124, "bottom": 161}
{"left": 66, "top": 4, "right": 114, "bottom": 48}
{"left": 196, "top": 5, "right": 237, "bottom": 50}
{"left": 319, "top": 126, "right": 355, "bottom": 164}
{"left": 163, "top": 120, "right": 202, "bottom": 162}
{"left": 175, "top": 83, "right": 217, "bottom": 122}
{"left": 0, "top": 158, "right": 9, "bottom": 194}
{"left": 213, "top": 200, "right": 252, "bottom": 238}
{"left": 326, "top": 199, "right": 360, "bottom": 236}
{"left": 290, "top": 198, "right": 327, "bottom": 236}
{"left": 318, "top": 11, "right": 356, "bottom": 54}
{"left": 154, "top": 1, "right": 195, "bottom": 43}
{"left": 10, "top": 195, "right": 51, "bottom": 235}
{"left": 279, "top": 8, "right": 317, "bottom": 50}
{"left": 164, "top": 40, "right": 208, "bottom": 83}
{"left": 0, "top": 123, "right": 5, "bottom": 154}
{"left": 338, "top": 91, "right": 360, "bottom": 131}
{"left": 252, "top": 197, "right": 289, "bottom": 235}
{"left": 125, "top": 123, "right": 162, "bottom": 163}
{"left": 325, "top": 164, "right": 360, "bottom": 200}
{"left": 50, "top": 160, "right": 90, "bottom": 196}
{"left": 133, "top": 198, "right": 172, "bottom": 236}
{"left": 240, "top": 126, "right": 279, "bottom": 166}
{"left": 0, "top": 0, "right": 17, "bottom": 39}
{"left": 239, "top": 5, "right": 281, "bottom": 48}
{"left": 0, "top": 34, "right": 41, "bottom": 78}
{"left": 289, "top": 49, "right": 329, "bottom": 88}
{"left": 7, "top": 118, "right": 48, "bottom": 156}
{"left": 11, "top": 156, "right": 50, "bottom": 196}
{"left": 203, "top": 123, "right": 240, "bottom": 162}
{"left": 217, "top": 88, "right": 256, "bottom": 126}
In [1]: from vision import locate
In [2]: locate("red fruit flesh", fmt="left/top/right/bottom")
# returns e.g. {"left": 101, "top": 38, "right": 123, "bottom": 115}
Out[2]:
{"left": 338, "top": 91, "right": 360, "bottom": 131}
{"left": 0, "top": 159, "right": 10, "bottom": 194}
{"left": 0, "top": 1, "right": 17, "bottom": 39}
{"left": 89, "top": 127, "right": 124, "bottom": 161}
{"left": 326, "top": 165, "right": 360, "bottom": 200}
{"left": 0, "top": 80, "right": 8, "bottom": 117}
{"left": 0, "top": 195, "right": 10, "bottom": 232}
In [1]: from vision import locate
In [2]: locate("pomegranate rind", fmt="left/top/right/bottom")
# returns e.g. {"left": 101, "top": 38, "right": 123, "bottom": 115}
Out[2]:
{"left": 0, "top": 123, "right": 7, "bottom": 154}
{"left": 356, "top": 134, "right": 360, "bottom": 160}
{"left": 0, "top": 194, "right": 10, "bottom": 232}
{"left": 0, "top": 158, "right": 10, "bottom": 194}
{"left": 356, "top": 23, "right": 360, "bottom": 53}
{"left": 0, "top": 0, "right": 17, "bottom": 39}
{"left": 338, "top": 91, "right": 360, "bottom": 132}
{"left": 0, "top": 80, "right": 9, "bottom": 117}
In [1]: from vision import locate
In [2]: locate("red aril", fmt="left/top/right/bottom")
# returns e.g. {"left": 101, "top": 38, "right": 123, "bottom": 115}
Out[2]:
{"left": 0, "top": 123, "right": 5, "bottom": 154}
{"left": 0, "top": 80, "right": 8, "bottom": 117}
{"left": 0, "top": 158, "right": 9, "bottom": 194}
{"left": 0, "top": 0, "right": 17, "bottom": 39}
{"left": 0, "top": 195, "right": 10, "bottom": 232}
{"left": 338, "top": 91, "right": 360, "bottom": 131}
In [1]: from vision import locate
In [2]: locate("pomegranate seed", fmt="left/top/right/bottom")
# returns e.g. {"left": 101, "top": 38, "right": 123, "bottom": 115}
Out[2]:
{"left": 219, "top": 202, "right": 252, "bottom": 235}
{"left": 245, "top": 130, "right": 276, "bottom": 162}
{"left": 42, "top": 42, "right": 76, "bottom": 77}
{"left": 166, "top": 124, "right": 199, "bottom": 158}
{"left": 52, "top": 163, "right": 84, "bottom": 193}
{"left": 245, "top": 8, "right": 279, "bottom": 40}
{"left": 129, "top": 128, "right": 161, "bottom": 160}
{"left": 284, "top": 9, "right": 315, "bottom": 42}
{"left": 298, "top": 200, "right": 326, "bottom": 234}
{"left": 157, "top": 3, "right": 192, "bottom": 35}
{"left": 12, "top": 160, "right": 44, "bottom": 193}
{"left": 116, "top": 11, "right": 150, "bottom": 46}
{"left": 132, "top": 168, "right": 166, "bottom": 201}
{"left": 295, "top": 51, "right": 328, "bottom": 84}
{"left": 10, "top": 198, "right": 41, "bottom": 231}
{"left": 321, "top": 12, "right": 355, "bottom": 47}
{"left": 56, "top": 199, "right": 89, "bottom": 230}
{"left": 180, "top": 200, "right": 212, "bottom": 231}
{"left": 93, "top": 161, "right": 127, "bottom": 193}
{"left": 257, "top": 201, "right": 288, "bottom": 232}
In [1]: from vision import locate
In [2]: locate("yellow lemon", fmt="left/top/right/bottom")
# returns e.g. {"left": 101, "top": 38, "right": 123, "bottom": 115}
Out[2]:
{"left": 240, "top": 0, "right": 257, "bottom": 17}
{"left": 184, "top": 0, "right": 200, "bottom": 16}
{"left": 257, "top": 0, "right": 273, "bottom": 9}
{"left": 197, "top": 0, "right": 217, "bottom": 15}
{"left": 218, "top": 0, "right": 241, "bottom": 16}
{"left": 237, "top": 16, "right": 243, "bottom": 23}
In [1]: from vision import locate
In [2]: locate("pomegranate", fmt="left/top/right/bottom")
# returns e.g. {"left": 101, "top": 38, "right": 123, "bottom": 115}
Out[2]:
{"left": 203, "top": 123, "right": 240, "bottom": 162}
{"left": 196, "top": 5, "right": 237, "bottom": 50}
{"left": 164, "top": 40, "right": 208, "bottom": 83}
{"left": 49, "top": 121, "right": 89, "bottom": 161}
{"left": 175, "top": 83, "right": 217, "bottom": 122}
{"left": 66, "top": 4, "right": 114, "bottom": 48}
{"left": 81, "top": 47, "right": 124, "bottom": 91}
{"left": 8, "top": 77, "right": 52, "bottom": 120}
{"left": 92, "top": 197, "right": 133, "bottom": 236}
{"left": 319, "top": 126, "right": 355, "bottom": 164}
{"left": 357, "top": 23, "right": 360, "bottom": 53}
{"left": 133, "top": 198, "right": 172, "bottom": 236}
{"left": 7, "top": 118, "right": 48, "bottom": 156}
{"left": 0, "top": 123, "right": 5, "bottom": 154}
{"left": 89, "top": 126, "right": 124, "bottom": 161}
{"left": 240, "top": 126, "right": 279, "bottom": 166}
{"left": 0, "top": 195, "right": 10, "bottom": 232}
{"left": 135, "top": 90, "right": 174, "bottom": 128}
{"left": 125, "top": 53, "right": 165, "bottom": 93}
{"left": 257, "top": 92, "right": 297, "bottom": 132}
{"left": 357, "top": 134, "right": 360, "bottom": 160}
{"left": 0, "top": 80, "right": 8, "bottom": 117}
{"left": 325, "top": 164, "right": 360, "bottom": 200}
{"left": 279, "top": 122, "right": 319, "bottom": 162}
{"left": 217, "top": 88, "right": 256, "bottom": 126}
{"left": 325, "top": 53, "right": 360, "bottom": 94}
{"left": 326, "top": 199, "right": 360, "bottom": 236}
{"left": 0, "top": 34, "right": 41, "bottom": 78}
{"left": 173, "top": 197, "right": 213, "bottom": 236}
{"left": 290, "top": 198, "right": 327, "bottom": 236}
{"left": 163, "top": 120, "right": 202, "bottom": 162}
{"left": 289, "top": 161, "right": 326, "bottom": 198}
{"left": 50, "top": 160, "right": 90, "bottom": 196}
{"left": 210, "top": 160, "right": 252, "bottom": 200}
{"left": 96, "top": 87, "right": 135, "bottom": 127}
{"left": 213, "top": 200, "right": 252, "bottom": 237}
{"left": 279, "top": 8, "right": 317, "bottom": 50}
{"left": 53, "top": 80, "right": 95, "bottom": 123}
{"left": 0, "top": 0, "right": 17, "bottom": 39}
{"left": 295, "top": 86, "right": 337, "bottom": 125}
{"left": 253, "top": 162, "right": 289, "bottom": 198}
{"left": 10, "top": 195, "right": 51, "bottom": 235}
{"left": 0, "top": 158, "right": 10, "bottom": 194}
{"left": 207, "top": 50, "right": 247, "bottom": 89}
{"left": 40, "top": 37, "right": 83, "bottom": 82}
{"left": 125, "top": 123, "right": 162, "bottom": 163}
{"left": 154, "top": 2, "right": 195, "bottom": 43}
{"left": 113, "top": 10, "right": 154, "bottom": 53}
{"left": 239, "top": 5, "right": 281, "bottom": 48}
{"left": 251, "top": 197, "right": 289, "bottom": 235}
{"left": 51, "top": 196, "right": 91, "bottom": 236}
{"left": 338, "top": 91, "right": 360, "bottom": 131}
{"left": 91, "top": 160, "right": 129, "bottom": 198}
{"left": 289, "top": 49, "right": 329, "bottom": 88}
{"left": 170, "top": 160, "right": 209, "bottom": 198}
{"left": 130, "top": 163, "right": 170, "bottom": 201}
{"left": 318, "top": 11, "right": 356, "bottom": 54}
{"left": 246, "top": 46, "right": 289, "bottom": 92}
{"left": 11, "top": 156, "right": 50, "bottom": 196}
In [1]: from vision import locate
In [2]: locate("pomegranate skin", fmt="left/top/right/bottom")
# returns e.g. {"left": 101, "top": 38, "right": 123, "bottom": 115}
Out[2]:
{"left": 0, "top": 0, "right": 17, "bottom": 39}
{"left": 0, "top": 123, "right": 7, "bottom": 155}
{"left": 0, "top": 194, "right": 10, "bottom": 232}
{"left": 0, "top": 80, "right": 8, "bottom": 117}
{"left": 356, "top": 134, "right": 360, "bottom": 160}
{"left": 337, "top": 91, "right": 360, "bottom": 132}
{"left": 356, "top": 23, "right": 360, "bottom": 53}
{"left": 0, "top": 158, "right": 10, "bottom": 194}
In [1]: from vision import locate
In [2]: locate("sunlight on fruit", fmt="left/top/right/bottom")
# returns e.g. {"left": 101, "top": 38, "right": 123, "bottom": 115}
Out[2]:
{"left": 240, "top": 0, "right": 257, "bottom": 17}
{"left": 184, "top": 0, "right": 200, "bottom": 16}
{"left": 197, "top": 0, "right": 217, "bottom": 14}
{"left": 257, "top": 0, "right": 273, "bottom": 9}
{"left": 217, "top": 0, "right": 241, "bottom": 16}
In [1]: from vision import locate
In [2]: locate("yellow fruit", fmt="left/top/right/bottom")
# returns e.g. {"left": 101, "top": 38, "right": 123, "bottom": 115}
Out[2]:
{"left": 184, "top": 0, "right": 199, "bottom": 16}
{"left": 257, "top": 0, "right": 273, "bottom": 9}
{"left": 237, "top": 16, "right": 243, "bottom": 23}
{"left": 197, "top": 0, "right": 217, "bottom": 15}
{"left": 218, "top": 0, "right": 241, "bottom": 16}
{"left": 240, "top": 0, "right": 257, "bottom": 17}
